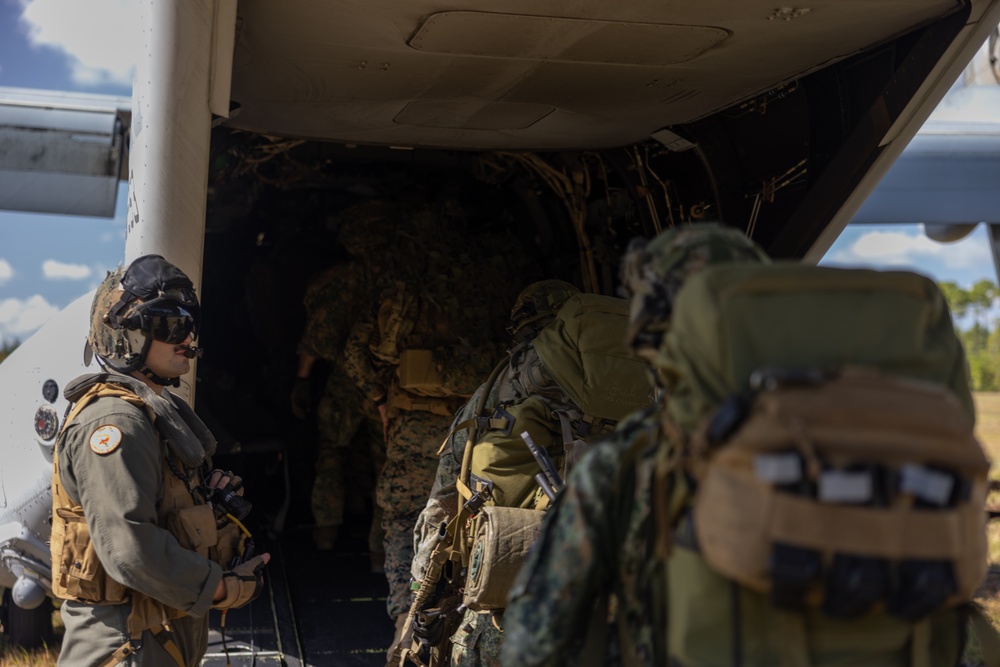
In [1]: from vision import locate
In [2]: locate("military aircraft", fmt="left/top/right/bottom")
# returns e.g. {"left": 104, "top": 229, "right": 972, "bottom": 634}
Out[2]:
{"left": 3, "top": 0, "right": 1000, "bottom": 663}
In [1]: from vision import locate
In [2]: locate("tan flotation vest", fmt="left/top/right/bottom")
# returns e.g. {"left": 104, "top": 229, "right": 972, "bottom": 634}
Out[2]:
{"left": 51, "top": 381, "right": 240, "bottom": 667}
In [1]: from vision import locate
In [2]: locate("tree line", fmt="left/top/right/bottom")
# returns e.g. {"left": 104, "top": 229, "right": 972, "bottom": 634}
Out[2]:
{"left": 0, "top": 340, "right": 17, "bottom": 365}
{"left": 940, "top": 279, "right": 1000, "bottom": 392}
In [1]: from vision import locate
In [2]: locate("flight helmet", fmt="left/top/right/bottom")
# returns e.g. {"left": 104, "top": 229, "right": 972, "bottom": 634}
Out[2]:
{"left": 87, "top": 255, "right": 201, "bottom": 386}
{"left": 620, "top": 223, "right": 770, "bottom": 363}
{"left": 508, "top": 279, "right": 580, "bottom": 343}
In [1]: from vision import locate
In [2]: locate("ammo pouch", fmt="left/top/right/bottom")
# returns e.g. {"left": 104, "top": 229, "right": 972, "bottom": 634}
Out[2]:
{"left": 398, "top": 349, "right": 451, "bottom": 398}
{"left": 388, "top": 384, "right": 463, "bottom": 417}
{"left": 463, "top": 506, "right": 544, "bottom": 611}
{"left": 165, "top": 505, "right": 219, "bottom": 560}
{"left": 691, "top": 367, "right": 989, "bottom": 617}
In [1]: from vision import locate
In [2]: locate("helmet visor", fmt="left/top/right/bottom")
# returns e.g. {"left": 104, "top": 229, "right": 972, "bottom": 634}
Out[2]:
{"left": 122, "top": 298, "right": 198, "bottom": 344}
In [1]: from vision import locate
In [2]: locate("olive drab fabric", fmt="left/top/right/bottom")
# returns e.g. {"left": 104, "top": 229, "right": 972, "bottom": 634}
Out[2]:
{"left": 655, "top": 262, "right": 986, "bottom": 667}
{"left": 531, "top": 293, "right": 653, "bottom": 422}
{"left": 469, "top": 293, "right": 654, "bottom": 510}
{"left": 455, "top": 293, "right": 654, "bottom": 614}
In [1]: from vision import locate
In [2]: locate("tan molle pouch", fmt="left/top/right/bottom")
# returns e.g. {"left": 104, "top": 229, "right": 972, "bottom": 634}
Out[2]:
{"left": 692, "top": 368, "right": 990, "bottom": 607}
{"left": 212, "top": 521, "right": 244, "bottom": 567}
{"left": 388, "top": 387, "right": 460, "bottom": 417}
{"left": 166, "top": 505, "right": 219, "bottom": 559}
{"left": 463, "top": 506, "right": 544, "bottom": 611}
{"left": 398, "top": 349, "right": 449, "bottom": 398}
{"left": 53, "top": 507, "right": 128, "bottom": 604}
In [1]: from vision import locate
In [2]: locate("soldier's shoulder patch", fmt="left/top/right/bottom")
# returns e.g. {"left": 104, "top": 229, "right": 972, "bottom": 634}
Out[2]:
{"left": 88, "top": 424, "right": 123, "bottom": 455}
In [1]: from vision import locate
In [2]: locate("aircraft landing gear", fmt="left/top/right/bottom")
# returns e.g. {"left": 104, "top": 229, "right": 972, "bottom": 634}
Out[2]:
{"left": 1, "top": 589, "right": 54, "bottom": 650}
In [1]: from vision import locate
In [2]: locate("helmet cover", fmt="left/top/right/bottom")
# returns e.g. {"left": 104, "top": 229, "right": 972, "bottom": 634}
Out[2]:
{"left": 620, "top": 223, "right": 770, "bottom": 361}
{"left": 509, "top": 279, "right": 580, "bottom": 342}
{"left": 87, "top": 255, "right": 200, "bottom": 376}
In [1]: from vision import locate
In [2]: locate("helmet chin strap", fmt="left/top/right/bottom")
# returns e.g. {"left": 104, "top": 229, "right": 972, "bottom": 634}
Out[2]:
{"left": 115, "top": 330, "right": 182, "bottom": 388}
{"left": 138, "top": 365, "right": 181, "bottom": 388}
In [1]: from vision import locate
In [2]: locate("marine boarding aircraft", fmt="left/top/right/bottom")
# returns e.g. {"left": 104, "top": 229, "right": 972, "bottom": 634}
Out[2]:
{"left": 3, "top": 0, "right": 1000, "bottom": 662}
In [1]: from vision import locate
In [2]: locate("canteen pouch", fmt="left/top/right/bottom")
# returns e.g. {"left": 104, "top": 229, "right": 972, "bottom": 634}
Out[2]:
{"left": 463, "top": 506, "right": 544, "bottom": 611}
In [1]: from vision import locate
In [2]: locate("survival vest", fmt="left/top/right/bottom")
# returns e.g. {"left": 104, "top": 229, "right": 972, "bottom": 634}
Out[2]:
{"left": 459, "top": 293, "right": 655, "bottom": 609}
{"left": 51, "top": 379, "right": 242, "bottom": 667}
{"left": 644, "top": 263, "right": 989, "bottom": 667}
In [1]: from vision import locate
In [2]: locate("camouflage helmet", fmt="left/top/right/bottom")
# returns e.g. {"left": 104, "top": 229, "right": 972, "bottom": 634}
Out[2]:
{"left": 508, "top": 279, "right": 580, "bottom": 343}
{"left": 86, "top": 255, "right": 201, "bottom": 384}
{"left": 337, "top": 201, "right": 398, "bottom": 256}
{"left": 620, "top": 223, "right": 769, "bottom": 362}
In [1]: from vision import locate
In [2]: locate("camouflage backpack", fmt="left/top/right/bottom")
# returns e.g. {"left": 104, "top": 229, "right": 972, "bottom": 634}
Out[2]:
{"left": 643, "top": 262, "right": 990, "bottom": 667}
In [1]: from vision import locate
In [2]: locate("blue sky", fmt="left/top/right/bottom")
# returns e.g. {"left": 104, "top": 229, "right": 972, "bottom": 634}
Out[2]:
{"left": 0, "top": 0, "right": 997, "bottom": 344}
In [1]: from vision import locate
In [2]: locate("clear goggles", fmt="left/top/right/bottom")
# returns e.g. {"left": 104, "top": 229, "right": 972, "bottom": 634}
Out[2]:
{"left": 121, "top": 298, "right": 199, "bottom": 344}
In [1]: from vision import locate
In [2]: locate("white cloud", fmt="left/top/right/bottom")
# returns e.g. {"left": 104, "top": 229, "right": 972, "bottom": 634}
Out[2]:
{"left": 0, "top": 259, "right": 12, "bottom": 285}
{"left": 18, "top": 0, "right": 139, "bottom": 88}
{"left": 0, "top": 295, "right": 60, "bottom": 339}
{"left": 42, "top": 259, "right": 91, "bottom": 280}
{"left": 826, "top": 228, "right": 992, "bottom": 271}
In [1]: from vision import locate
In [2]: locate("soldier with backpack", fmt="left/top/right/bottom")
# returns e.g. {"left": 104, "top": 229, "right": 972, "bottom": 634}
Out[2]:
{"left": 395, "top": 279, "right": 581, "bottom": 666}
{"left": 502, "top": 225, "right": 993, "bottom": 666}
{"left": 344, "top": 205, "right": 531, "bottom": 641}
{"left": 394, "top": 273, "right": 661, "bottom": 665}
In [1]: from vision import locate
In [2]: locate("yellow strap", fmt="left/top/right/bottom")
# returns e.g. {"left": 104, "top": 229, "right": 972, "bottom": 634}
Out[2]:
{"left": 969, "top": 606, "right": 1000, "bottom": 667}
{"left": 774, "top": 610, "right": 811, "bottom": 667}
{"left": 456, "top": 477, "right": 474, "bottom": 502}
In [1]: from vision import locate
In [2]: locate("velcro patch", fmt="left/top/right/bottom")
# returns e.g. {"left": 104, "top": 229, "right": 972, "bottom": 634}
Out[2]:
{"left": 89, "top": 425, "right": 123, "bottom": 455}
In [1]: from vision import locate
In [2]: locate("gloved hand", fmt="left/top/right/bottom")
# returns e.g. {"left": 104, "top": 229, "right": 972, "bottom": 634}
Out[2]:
{"left": 212, "top": 554, "right": 269, "bottom": 609}
{"left": 290, "top": 378, "right": 311, "bottom": 419}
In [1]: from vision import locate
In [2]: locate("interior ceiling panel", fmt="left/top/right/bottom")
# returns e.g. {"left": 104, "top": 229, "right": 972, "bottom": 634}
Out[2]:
{"left": 228, "top": 0, "right": 960, "bottom": 149}
{"left": 407, "top": 13, "right": 729, "bottom": 66}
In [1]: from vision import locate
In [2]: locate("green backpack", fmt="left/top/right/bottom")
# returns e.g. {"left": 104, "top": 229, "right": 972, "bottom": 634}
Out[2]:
{"left": 652, "top": 263, "right": 990, "bottom": 667}
{"left": 468, "top": 293, "right": 655, "bottom": 509}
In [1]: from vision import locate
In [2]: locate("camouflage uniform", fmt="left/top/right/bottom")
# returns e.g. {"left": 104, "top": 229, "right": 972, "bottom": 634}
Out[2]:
{"left": 345, "top": 207, "right": 525, "bottom": 621}
{"left": 407, "top": 281, "right": 580, "bottom": 666}
{"left": 410, "top": 381, "right": 503, "bottom": 667}
{"left": 502, "top": 408, "right": 665, "bottom": 666}
{"left": 298, "top": 262, "right": 384, "bottom": 541}
{"left": 501, "top": 224, "right": 770, "bottom": 666}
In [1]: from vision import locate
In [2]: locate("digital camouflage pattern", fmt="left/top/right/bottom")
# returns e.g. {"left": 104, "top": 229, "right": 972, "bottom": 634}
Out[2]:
{"left": 87, "top": 267, "right": 127, "bottom": 362}
{"left": 450, "top": 608, "right": 503, "bottom": 667}
{"left": 502, "top": 408, "right": 664, "bottom": 667}
{"left": 311, "top": 370, "right": 384, "bottom": 527}
{"left": 619, "top": 223, "right": 769, "bottom": 364}
{"left": 298, "top": 258, "right": 385, "bottom": 530}
{"left": 508, "top": 280, "right": 580, "bottom": 344}
{"left": 381, "top": 408, "right": 455, "bottom": 617}
{"left": 408, "top": 280, "right": 583, "bottom": 665}
{"left": 343, "top": 203, "right": 535, "bottom": 620}
{"left": 502, "top": 224, "right": 770, "bottom": 665}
